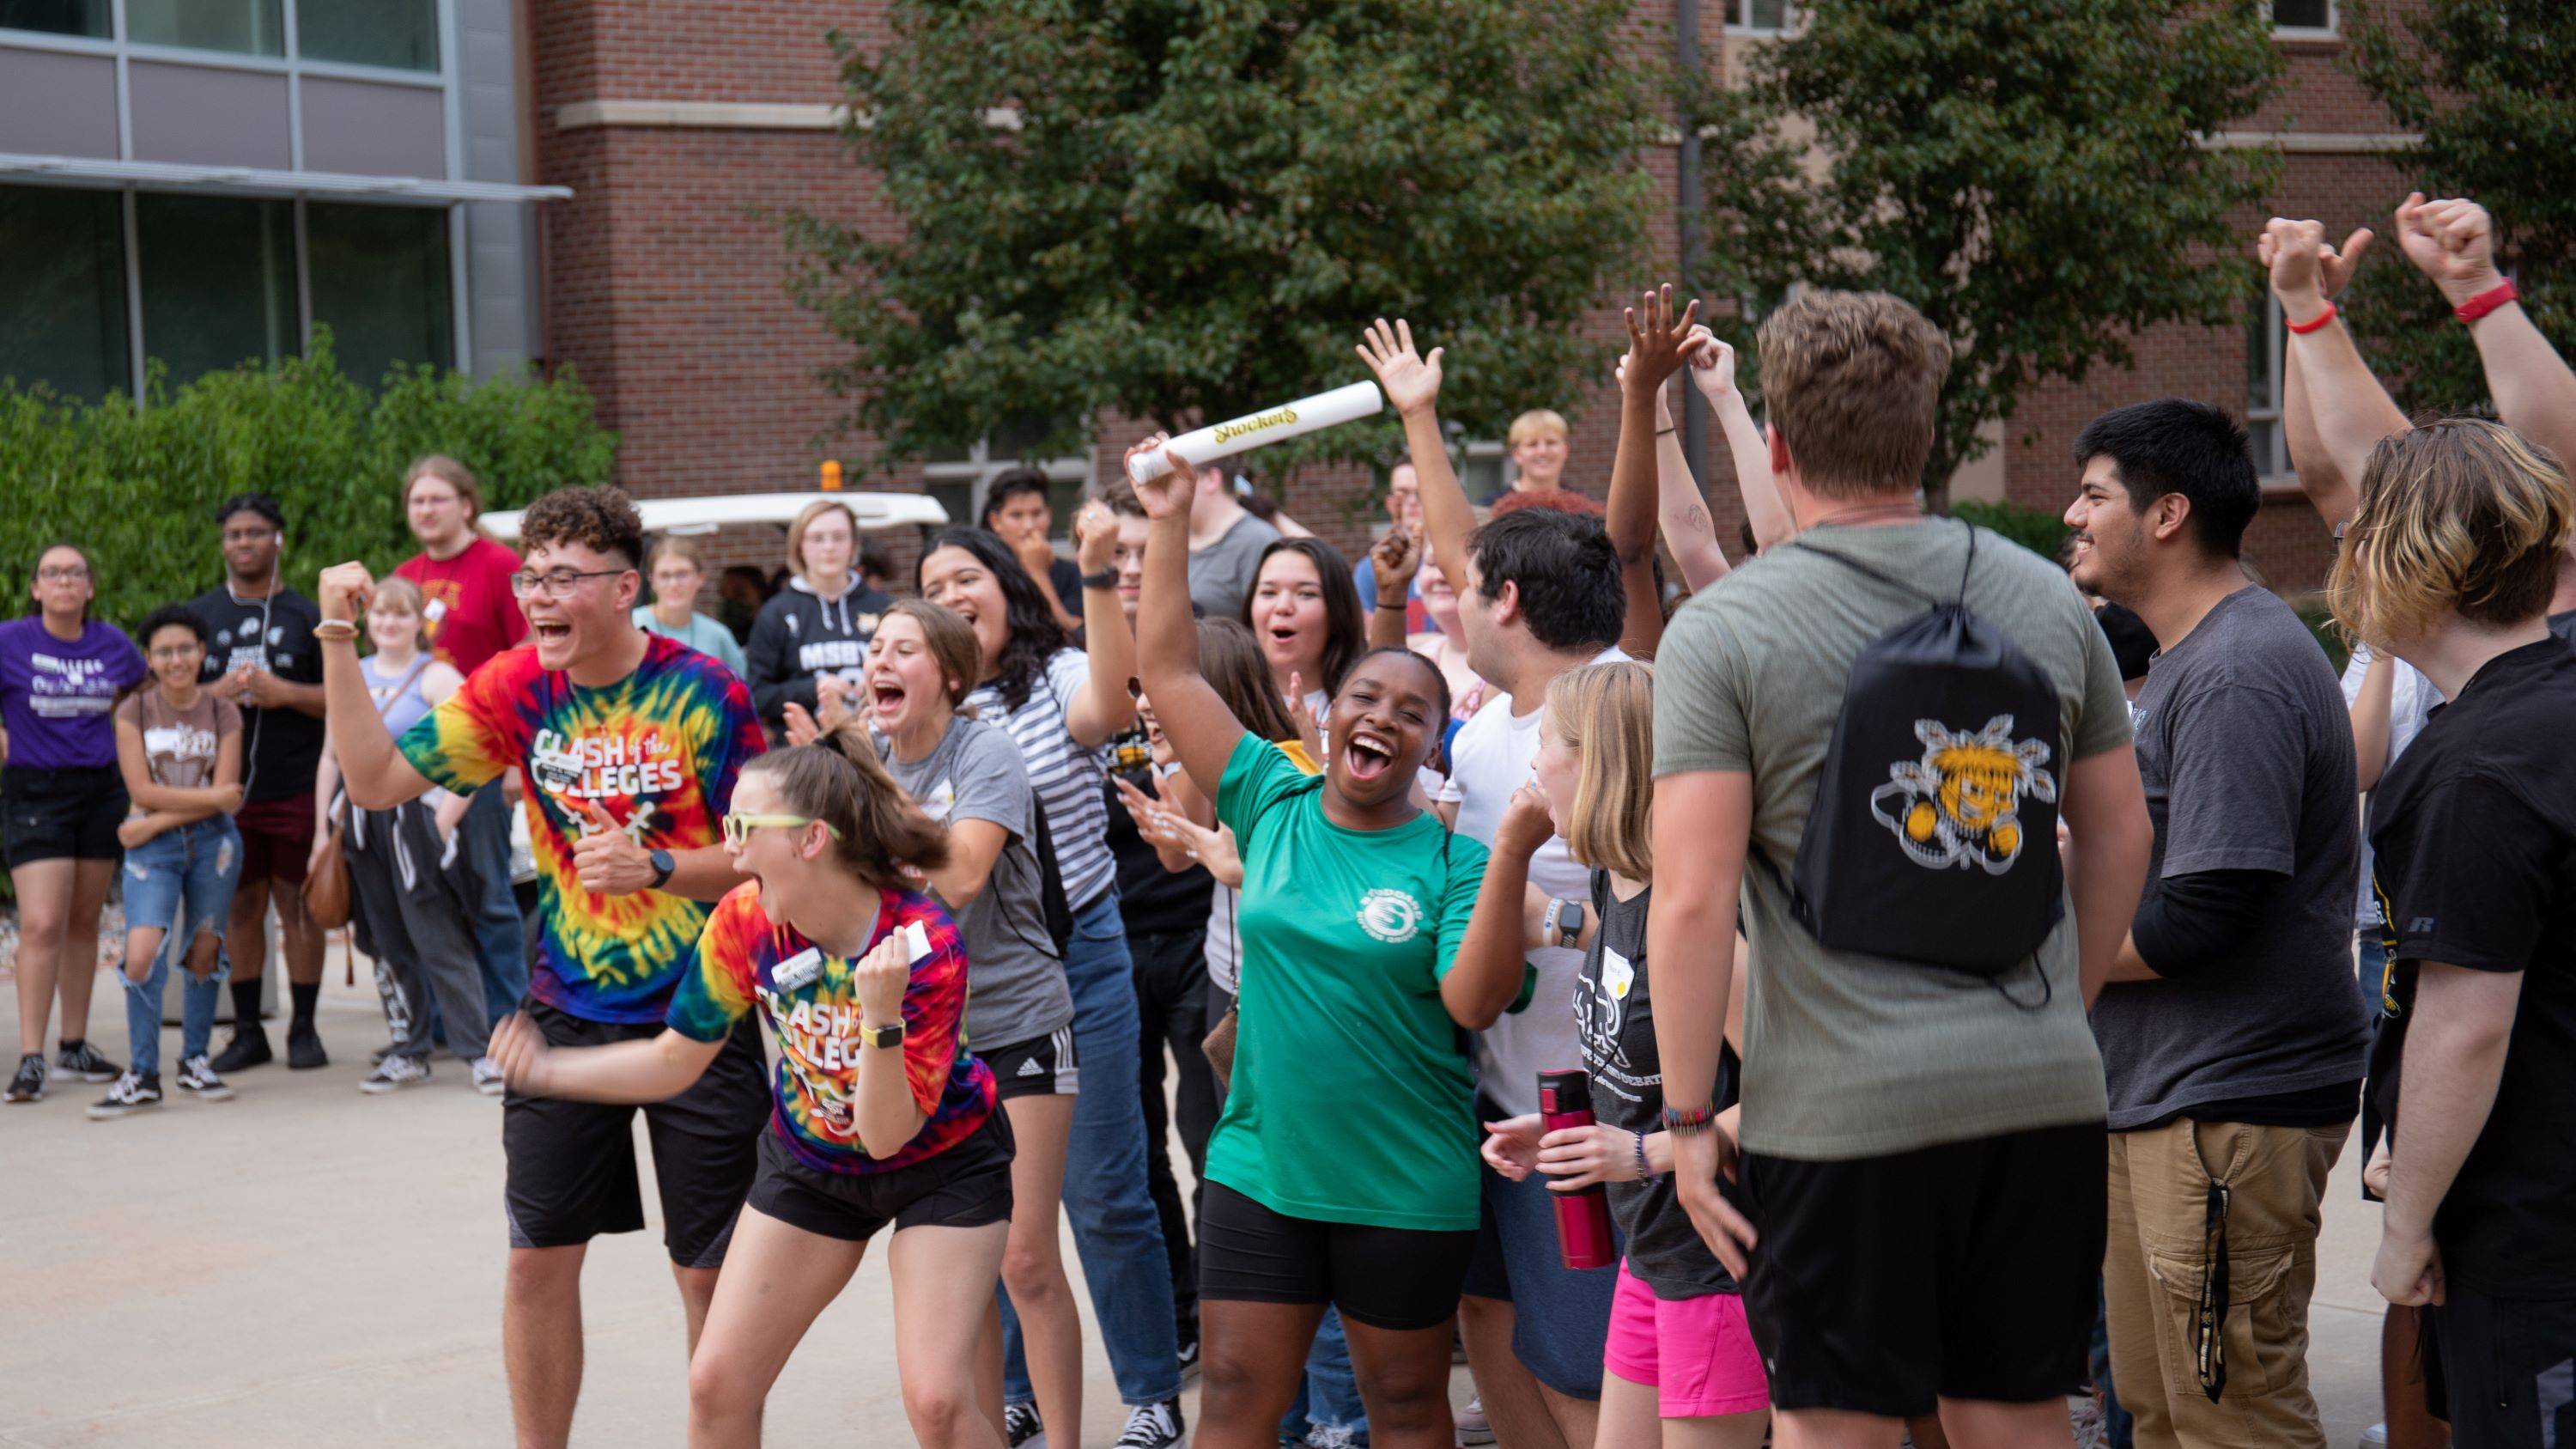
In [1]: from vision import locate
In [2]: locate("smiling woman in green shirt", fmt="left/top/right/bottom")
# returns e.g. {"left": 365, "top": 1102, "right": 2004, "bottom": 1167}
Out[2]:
{"left": 1129, "top": 434, "right": 1520, "bottom": 1449}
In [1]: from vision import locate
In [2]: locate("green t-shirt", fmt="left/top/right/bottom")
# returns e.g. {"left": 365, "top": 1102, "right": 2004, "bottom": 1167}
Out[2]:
{"left": 1206, "top": 732, "right": 1490, "bottom": 1231}
{"left": 1653, "top": 520, "right": 2132, "bottom": 1161}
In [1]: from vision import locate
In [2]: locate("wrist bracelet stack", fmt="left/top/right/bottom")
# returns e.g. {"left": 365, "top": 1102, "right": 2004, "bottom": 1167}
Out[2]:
{"left": 1661, "top": 1101, "right": 1717, "bottom": 1135}
{"left": 1632, "top": 1130, "right": 1656, "bottom": 1180}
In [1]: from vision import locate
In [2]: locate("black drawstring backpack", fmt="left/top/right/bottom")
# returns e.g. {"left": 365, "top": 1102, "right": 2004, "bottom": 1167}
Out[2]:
{"left": 1765, "top": 522, "right": 2065, "bottom": 980}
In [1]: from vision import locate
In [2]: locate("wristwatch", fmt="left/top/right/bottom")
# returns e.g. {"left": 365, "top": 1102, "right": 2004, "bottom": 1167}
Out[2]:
{"left": 646, "top": 849, "right": 675, "bottom": 890}
{"left": 1079, "top": 566, "right": 1119, "bottom": 590}
{"left": 862, "top": 1020, "right": 907, "bottom": 1050}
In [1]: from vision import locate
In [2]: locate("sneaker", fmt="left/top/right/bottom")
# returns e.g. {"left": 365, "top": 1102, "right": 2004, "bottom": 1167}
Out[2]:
{"left": 371, "top": 1043, "right": 397, "bottom": 1066}
{"left": 361, "top": 1055, "right": 432, "bottom": 1093}
{"left": 210, "top": 1027, "right": 273, "bottom": 1074}
{"left": 57, "top": 1040, "right": 122, "bottom": 1082}
{"left": 472, "top": 1057, "right": 507, "bottom": 1097}
{"left": 287, "top": 1023, "right": 329, "bottom": 1070}
{"left": 1176, "top": 1331, "right": 1200, "bottom": 1381}
{"left": 5, "top": 1053, "right": 46, "bottom": 1104}
{"left": 1455, "top": 1395, "right": 1495, "bottom": 1448}
{"left": 2360, "top": 1427, "right": 2391, "bottom": 1448}
{"left": 1003, "top": 1400, "right": 1043, "bottom": 1449}
{"left": 1309, "top": 1428, "right": 1365, "bottom": 1449}
{"left": 1115, "top": 1398, "right": 1184, "bottom": 1449}
{"left": 88, "top": 1070, "right": 162, "bottom": 1119}
{"left": 174, "top": 1054, "right": 234, "bottom": 1101}
{"left": 2069, "top": 1391, "right": 2111, "bottom": 1449}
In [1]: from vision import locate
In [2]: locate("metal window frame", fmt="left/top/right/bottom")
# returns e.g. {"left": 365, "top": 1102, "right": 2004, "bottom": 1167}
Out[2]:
{"left": 1724, "top": 0, "right": 1793, "bottom": 36}
{"left": 2269, "top": 0, "right": 2337, "bottom": 38}
{"left": 921, "top": 442, "right": 1097, "bottom": 537}
{"left": 2247, "top": 293, "right": 2291, "bottom": 480}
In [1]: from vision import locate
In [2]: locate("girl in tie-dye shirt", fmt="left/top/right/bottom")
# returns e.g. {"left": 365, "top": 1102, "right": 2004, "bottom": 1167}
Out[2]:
{"left": 486, "top": 735, "right": 1012, "bottom": 1446}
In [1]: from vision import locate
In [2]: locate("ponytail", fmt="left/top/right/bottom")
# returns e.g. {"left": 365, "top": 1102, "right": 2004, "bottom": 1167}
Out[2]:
{"left": 742, "top": 727, "right": 952, "bottom": 892}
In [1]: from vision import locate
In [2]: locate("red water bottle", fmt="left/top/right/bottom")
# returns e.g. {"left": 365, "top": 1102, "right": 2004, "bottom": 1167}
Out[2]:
{"left": 1538, "top": 1068, "right": 1616, "bottom": 1269}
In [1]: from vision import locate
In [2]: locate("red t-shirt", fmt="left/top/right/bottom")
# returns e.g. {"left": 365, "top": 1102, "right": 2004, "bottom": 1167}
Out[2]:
{"left": 397, "top": 535, "right": 526, "bottom": 676}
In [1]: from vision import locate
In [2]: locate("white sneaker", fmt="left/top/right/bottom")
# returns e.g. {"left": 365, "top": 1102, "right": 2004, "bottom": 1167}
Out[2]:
{"left": 2360, "top": 1426, "right": 2391, "bottom": 1448}
{"left": 360, "top": 1055, "right": 433, "bottom": 1093}
{"left": 1456, "top": 1394, "right": 1496, "bottom": 1448}
{"left": 472, "top": 1057, "right": 507, "bottom": 1097}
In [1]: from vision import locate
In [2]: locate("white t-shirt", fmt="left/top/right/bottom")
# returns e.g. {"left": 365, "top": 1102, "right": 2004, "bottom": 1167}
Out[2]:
{"left": 1436, "top": 646, "right": 1628, "bottom": 1117}
{"left": 2338, "top": 642, "right": 2438, "bottom": 928}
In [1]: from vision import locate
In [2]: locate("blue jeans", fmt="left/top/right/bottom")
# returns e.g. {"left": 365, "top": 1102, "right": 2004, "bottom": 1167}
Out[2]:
{"left": 1003, "top": 890, "right": 1182, "bottom": 1407}
{"left": 1280, "top": 1306, "right": 1370, "bottom": 1445}
{"left": 118, "top": 818, "right": 240, "bottom": 1077}
{"left": 2358, "top": 928, "right": 2389, "bottom": 1166}
{"left": 460, "top": 784, "right": 529, "bottom": 1021}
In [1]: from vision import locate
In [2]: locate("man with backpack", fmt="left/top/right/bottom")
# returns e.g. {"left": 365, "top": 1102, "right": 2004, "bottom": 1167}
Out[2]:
{"left": 2067, "top": 399, "right": 2368, "bottom": 1449}
{"left": 1648, "top": 289, "right": 2154, "bottom": 1446}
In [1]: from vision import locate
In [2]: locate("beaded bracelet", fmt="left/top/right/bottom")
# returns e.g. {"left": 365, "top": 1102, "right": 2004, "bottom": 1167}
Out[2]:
{"left": 1661, "top": 1100, "right": 1717, "bottom": 1135}
{"left": 1632, "top": 1130, "right": 1655, "bottom": 1181}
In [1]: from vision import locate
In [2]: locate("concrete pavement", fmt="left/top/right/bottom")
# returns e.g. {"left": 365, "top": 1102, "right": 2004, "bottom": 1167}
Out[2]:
{"left": 4, "top": 955, "right": 2388, "bottom": 1447}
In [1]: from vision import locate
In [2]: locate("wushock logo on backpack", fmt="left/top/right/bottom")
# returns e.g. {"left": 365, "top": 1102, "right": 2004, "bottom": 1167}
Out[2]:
{"left": 1771, "top": 523, "right": 2066, "bottom": 979}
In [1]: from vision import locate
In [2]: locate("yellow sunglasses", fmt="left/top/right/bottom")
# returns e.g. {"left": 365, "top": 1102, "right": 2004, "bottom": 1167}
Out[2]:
{"left": 720, "top": 813, "right": 844, "bottom": 847}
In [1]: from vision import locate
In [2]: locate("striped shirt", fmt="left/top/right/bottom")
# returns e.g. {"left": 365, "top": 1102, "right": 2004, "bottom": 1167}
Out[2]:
{"left": 964, "top": 648, "right": 1116, "bottom": 910}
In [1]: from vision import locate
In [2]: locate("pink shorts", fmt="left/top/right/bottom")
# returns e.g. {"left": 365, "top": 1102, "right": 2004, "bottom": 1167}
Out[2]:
{"left": 1602, "top": 1260, "right": 1771, "bottom": 1419}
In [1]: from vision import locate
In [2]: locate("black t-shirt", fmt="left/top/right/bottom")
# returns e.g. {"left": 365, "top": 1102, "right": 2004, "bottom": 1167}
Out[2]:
{"left": 1577, "top": 869, "right": 1739, "bottom": 1300}
{"left": 1101, "top": 722, "right": 1212, "bottom": 938}
{"left": 2548, "top": 608, "right": 2576, "bottom": 650}
{"left": 190, "top": 584, "right": 325, "bottom": 804}
{"left": 2366, "top": 638, "right": 2576, "bottom": 1300}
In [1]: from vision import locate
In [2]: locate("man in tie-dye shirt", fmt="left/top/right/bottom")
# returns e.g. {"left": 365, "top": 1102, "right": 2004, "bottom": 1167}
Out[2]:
{"left": 316, "top": 485, "right": 767, "bottom": 1447}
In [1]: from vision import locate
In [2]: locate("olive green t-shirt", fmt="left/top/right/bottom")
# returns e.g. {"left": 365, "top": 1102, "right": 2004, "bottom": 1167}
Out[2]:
{"left": 1205, "top": 733, "right": 1490, "bottom": 1230}
{"left": 1652, "top": 520, "right": 2132, "bottom": 1161}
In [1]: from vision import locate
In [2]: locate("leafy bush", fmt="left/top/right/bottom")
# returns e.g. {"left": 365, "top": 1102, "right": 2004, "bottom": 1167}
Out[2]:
{"left": 1948, "top": 499, "right": 2070, "bottom": 562}
{"left": 1, "top": 330, "right": 617, "bottom": 630}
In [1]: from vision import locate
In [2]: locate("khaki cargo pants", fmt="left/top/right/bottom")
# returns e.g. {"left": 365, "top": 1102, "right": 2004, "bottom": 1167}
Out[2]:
{"left": 2104, "top": 1117, "right": 2347, "bottom": 1449}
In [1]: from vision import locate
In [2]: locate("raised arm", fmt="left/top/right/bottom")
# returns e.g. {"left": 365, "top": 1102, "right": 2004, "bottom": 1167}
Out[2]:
{"left": 2267, "top": 219, "right": 2409, "bottom": 528}
{"left": 1692, "top": 331, "right": 1792, "bottom": 560}
{"left": 2400, "top": 193, "right": 2576, "bottom": 471}
{"left": 1609, "top": 287, "right": 1710, "bottom": 657}
{"left": 1132, "top": 437, "right": 1249, "bottom": 797}
{"left": 1358, "top": 320, "right": 1473, "bottom": 593}
{"left": 1364, "top": 527, "right": 1423, "bottom": 650}
{"left": 1061, "top": 499, "right": 1139, "bottom": 746}
{"left": 1448, "top": 787, "right": 1555, "bottom": 1030}
{"left": 316, "top": 563, "right": 437, "bottom": 810}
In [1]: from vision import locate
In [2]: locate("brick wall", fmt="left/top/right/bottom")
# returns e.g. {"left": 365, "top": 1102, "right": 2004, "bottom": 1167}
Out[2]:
{"left": 532, "top": 3, "right": 2419, "bottom": 599}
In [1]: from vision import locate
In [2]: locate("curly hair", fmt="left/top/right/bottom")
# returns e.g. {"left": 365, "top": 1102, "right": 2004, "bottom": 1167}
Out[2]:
{"left": 915, "top": 527, "right": 1068, "bottom": 711}
{"left": 519, "top": 486, "right": 645, "bottom": 569}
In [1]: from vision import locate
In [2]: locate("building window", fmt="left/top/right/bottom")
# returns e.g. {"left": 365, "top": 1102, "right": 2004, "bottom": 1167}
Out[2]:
{"left": 2246, "top": 292, "right": 2289, "bottom": 478}
{"left": 136, "top": 193, "right": 298, "bottom": 386}
{"left": 0, "top": 186, "right": 128, "bottom": 401}
{"left": 2271, "top": 0, "right": 2334, "bottom": 33}
{"left": 0, "top": 0, "right": 108, "bottom": 38}
{"left": 125, "top": 0, "right": 286, "bottom": 57}
{"left": 1457, "top": 438, "right": 1513, "bottom": 503}
{"left": 923, "top": 417, "right": 1092, "bottom": 534}
{"left": 307, "top": 201, "right": 452, "bottom": 383}
{"left": 1728, "top": 0, "right": 1789, "bottom": 33}
{"left": 298, "top": 0, "right": 440, "bottom": 72}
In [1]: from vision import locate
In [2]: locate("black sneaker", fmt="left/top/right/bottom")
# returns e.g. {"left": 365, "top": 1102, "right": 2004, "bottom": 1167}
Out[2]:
{"left": 210, "top": 1027, "right": 273, "bottom": 1074}
{"left": 57, "top": 1040, "right": 122, "bottom": 1082}
{"left": 4, "top": 1054, "right": 46, "bottom": 1104}
{"left": 88, "top": 1070, "right": 162, "bottom": 1119}
{"left": 1003, "top": 1400, "right": 1042, "bottom": 1449}
{"left": 287, "top": 1023, "right": 329, "bottom": 1070}
{"left": 1115, "top": 1397, "right": 1184, "bottom": 1449}
{"left": 174, "top": 1054, "right": 234, "bottom": 1101}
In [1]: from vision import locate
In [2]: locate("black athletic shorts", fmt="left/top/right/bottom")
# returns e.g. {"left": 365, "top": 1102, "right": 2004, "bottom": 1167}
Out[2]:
{"left": 1198, "top": 1179, "right": 1479, "bottom": 1332}
{"left": 501, "top": 995, "right": 769, "bottom": 1265}
{"left": 3, "top": 764, "right": 127, "bottom": 868}
{"left": 981, "top": 1025, "right": 1078, "bottom": 1101}
{"left": 1740, "top": 1119, "right": 2106, "bottom": 1417}
{"left": 748, "top": 1107, "right": 1016, "bottom": 1244}
{"left": 2429, "top": 1283, "right": 2576, "bottom": 1446}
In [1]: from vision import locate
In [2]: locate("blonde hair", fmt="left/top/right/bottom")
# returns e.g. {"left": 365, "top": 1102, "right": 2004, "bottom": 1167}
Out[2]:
{"left": 367, "top": 574, "right": 431, "bottom": 652}
{"left": 403, "top": 455, "right": 485, "bottom": 521}
{"left": 1546, "top": 660, "right": 1655, "bottom": 881}
{"left": 1757, "top": 289, "right": 1952, "bottom": 498}
{"left": 2328, "top": 418, "right": 2572, "bottom": 649}
{"left": 1507, "top": 410, "right": 1570, "bottom": 450}
{"left": 786, "top": 498, "right": 861, "bottom": 579}
{"left": 647, "top": 535, "right": 706, "bottom": 574}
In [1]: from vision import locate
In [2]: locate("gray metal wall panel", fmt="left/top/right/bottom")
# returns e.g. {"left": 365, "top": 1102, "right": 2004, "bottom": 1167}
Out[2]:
{"left": 454, "top": 0, "right": 535, "bottom": 375}
{"left": 127, "top": 60, "right": 290, "bottom": 169}
{"left": 298, "top": 76, "right": 447, "bottom": 179}
{"left": 0, "top": 48, "right": 119, "bottom": 160}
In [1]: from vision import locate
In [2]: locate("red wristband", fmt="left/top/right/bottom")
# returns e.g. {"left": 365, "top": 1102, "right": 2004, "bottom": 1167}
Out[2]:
{"left": 2285, "top": 301, "right": 2338, "bottom": 336}
{"left": 2455, "top": 278, "right": 2518, "bottom": 324}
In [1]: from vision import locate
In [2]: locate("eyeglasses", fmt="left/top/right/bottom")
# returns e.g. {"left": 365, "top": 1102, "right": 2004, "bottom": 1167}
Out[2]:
{"left": 509, "top": 568, "right": 630, "bottom": 600}
{"left": 721, "top": 813, "right": 844, "bottom": 848}
{"left": 37, "top": 566, "right": 90, "bottom": 581}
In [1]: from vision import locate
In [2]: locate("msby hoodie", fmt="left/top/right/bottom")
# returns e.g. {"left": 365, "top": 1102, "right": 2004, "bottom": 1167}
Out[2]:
{"left": 744, "top": 575, "right": 893, "bottom": 727}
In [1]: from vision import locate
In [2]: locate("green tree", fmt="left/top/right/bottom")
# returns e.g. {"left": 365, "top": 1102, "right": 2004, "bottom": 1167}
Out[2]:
{"left": 784, "top": 0, "right": 1662, "bottom": 481}
{"left": 1694, "top": 0, "right": 2284, "bottom": 507}
{"left": 2342, "top": 0, "right": 2575, "bottom": 412}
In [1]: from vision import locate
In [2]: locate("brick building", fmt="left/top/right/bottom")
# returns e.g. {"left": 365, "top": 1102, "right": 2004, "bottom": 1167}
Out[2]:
{"left": 3, "top": 0, "right": 2419, "bottom": 594}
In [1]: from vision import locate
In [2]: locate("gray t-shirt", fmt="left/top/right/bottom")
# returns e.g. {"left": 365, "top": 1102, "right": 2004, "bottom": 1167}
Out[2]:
{"left": 879, "top": 715, "right": 1073, "bottom": 1050}
{"left": 1654, "top": 520, "right": 2130, "bottom": 1160}
{"left": 2092, "top": 585, "right": 2367, "bottom": 1129}
{"left": 1188, "top": 511, "right": 1282, "bottom": 621}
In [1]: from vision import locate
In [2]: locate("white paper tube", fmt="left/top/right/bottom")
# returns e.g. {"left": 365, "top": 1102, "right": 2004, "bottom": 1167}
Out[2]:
{"left": 1127, "top": 381, "right": 1385, "bottom": 484}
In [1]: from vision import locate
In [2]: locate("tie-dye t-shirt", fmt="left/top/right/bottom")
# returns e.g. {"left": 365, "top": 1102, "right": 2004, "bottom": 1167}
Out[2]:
{"left": 668, "top": 882, "right": 995, "bottom": 1174}
{"left": 398, "top": 632, "right": 765, "bottom": 1022}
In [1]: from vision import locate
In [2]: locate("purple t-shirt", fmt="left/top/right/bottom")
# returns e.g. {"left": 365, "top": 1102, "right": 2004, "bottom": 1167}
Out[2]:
{"left": 0, "top": 618, "right": 147, "bottom": 771}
